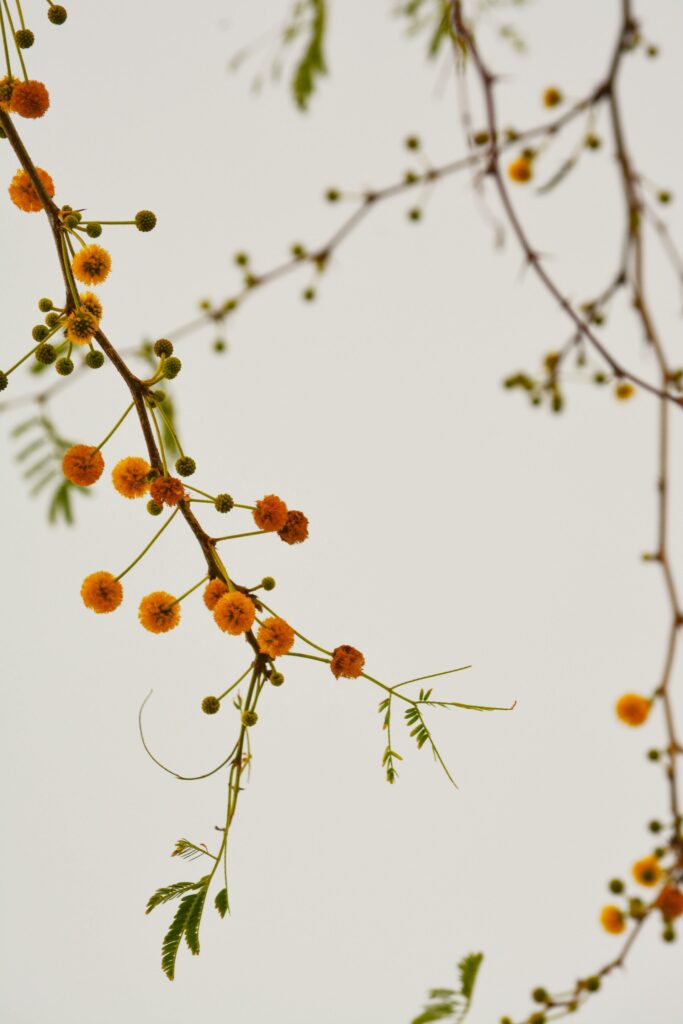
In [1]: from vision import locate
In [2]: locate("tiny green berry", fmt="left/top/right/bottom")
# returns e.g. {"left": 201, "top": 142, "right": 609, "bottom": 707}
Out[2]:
{"left": 86, "top": 223, "right": 102, "bottom": 238}
{"left": 270, "top": 671, "right": 284, "bottom": 687}
{"left": 261, "top": 576, "right": 276, "bottom": 591}
{"left": 147, "top": 499, "right": 163, "bottom": 516}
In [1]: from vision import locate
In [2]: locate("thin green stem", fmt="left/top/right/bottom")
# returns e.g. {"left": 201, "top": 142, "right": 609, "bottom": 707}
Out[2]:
{"left": 216, "top": 663, "right": 254, "bottom": 702}
{"left": 59, "top": 231, "right": 80, "bottom": 307}
{"left": 116, "top": 507, "right": 179, "bottom": 581}
{"left": 95, "top": 401, "right": 134, "bottom": 451}
{"left": 283, "top": 651, "right": 329, "bottom": 665}
{"left": 14, "top": 1, "right": 25, "bottom": 30}
{"left": 4, "top": 342, "right": 39, "bottom": 376}
{"left": 184, "top": 484, "right": 216, "bottom": 501}
{"left": 1, "top": 0, "right": 26, "bottom": 79}
{"left": 259, "top": 601, "right": 332, "bottom": 656}
{"left": 147, "top": 402, "right": 168, "bottom": 475}
{"left": 214, "top": 530, "right": 265, "bottom": 542}
{"left": 0, "top": 6, "right": 12, "bottom": 77}
{"left": 155, "top": 398, "right": 184, "bottom": 457}
{"left": 168, "top": 575, "right": 208, "bottom": 608}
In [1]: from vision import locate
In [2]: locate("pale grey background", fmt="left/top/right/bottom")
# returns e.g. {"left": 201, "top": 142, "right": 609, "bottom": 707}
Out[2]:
{"left": 1, "top": 1, "right": 682, "bottom": 1021}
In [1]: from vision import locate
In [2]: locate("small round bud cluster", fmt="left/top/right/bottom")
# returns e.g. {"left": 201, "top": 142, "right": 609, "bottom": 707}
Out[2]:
{"left": 531, "top": 988, "right": 549, "bottom": 1004}
{"left": 35, "top": 343, "right": 57, "bottom": 364}
{"left": 407, "top": 208, "right": 422, "bottom": 221}
{"left": 608, "top": 878, "right": 625, "bottom": 894}
{"left": 241, "top": 710, "right": 258, "bottom": 727}
{"left": 658, "top": 191, "right": 672, "bottom": 205}
{"left": 47, "top": 5, "right": 68, "bottom": 24}
{"left": 85, "top": 350, "right": 105, "bottom": 369}
{"left": 32, "top": 324, "right": 49, "bottom": 341}
{"left": 0, "top": 371, "right": 8, "bottom": 392}
{"left": 473, "top": 130, "right": 489, "bottom": 146}
{"left": 38, "top": 297, "right": 53, "bottom": 312}
{"left": 153, "top": 338, "right": 173, "bottom": 357}
{"left": 404, "top": 135, "right": 420, "bottom": 150}
{"left": 302, "top": 287, "right": 316, "bottom": 302}
{"left": 86, "top": 223, "right": 102, "bottom": 238}
{"left": 213, "top": 339, "right": 226, "bottom": 353}
{"left": 45, "top": 312, "right": 60, "bottom": 327}
{"left": 64, "top": 214, "right": 80, "bottom": 229}
{"left": 270, "top": 671, "right": 284, "bottom": 687}
{"left": 55, "top": 357, "right": 74, "bottom": 376}
{"left": 135, "top": 209, "right": 157, "bottom": 232}
{"left": 175, "top": 456, "right": 196, "bottom": 477}
{"left": 201, "top": 696, "right": 221, "bottom": 715}
{"left": 647, "top": 748, "right": 661, "bottom": 761}
{"left": 325, "top": 188, "right": 340, "bottom": 202}
{"left": 16, "top": 29, "right": 35, "bottom": 49}
{"left": 234, "top": 252, "right": 249, "bottom": 267}
{"left": 147, "top": 499, "right": 163, "bottom": 516}
{"left": 214, "top": 493, "right": 234, "bottom": 513}
{"left": 261, "top": 576, "right": 276, "bottom": 591}
{"left": 162, "top": 356, "right": 182, "bottom": 379}
{"left": 584, "top": 977, "right": 601, "bottom": 993}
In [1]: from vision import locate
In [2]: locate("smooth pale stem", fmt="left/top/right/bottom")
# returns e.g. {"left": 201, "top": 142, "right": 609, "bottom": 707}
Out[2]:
{"left": 1, "top": 0, "right": 26, "bottom": 79}
{"left": 15, "top": 0, "right": 25, "bottom": 30}
{"left": 168, "top": 575, "right": 209, "bottom": 608}
{"left": 233, "top": 503, "right": 256, "bottom": 511}
{"left": 155, "top": 399, "right": 185, "bottom": 457}
{"left": 362, "top": 671, "right": 416, "bottom": 705}
{"left": 4, "top": 343, "right": 39, "bottom": 376}
{"left": 85, "top": 220, "right": 136, "bottom": 226}
{"left": 216, "top": 663, "right": 255, "bottom": 702}
{"left": 184, "top": 484, "right": 216, "bottom": 501}
{"left": 59, "top": 231, "right": 80, "bottom": 307}
{"left": 147, "top": 402, "right": 168, "bottom": 475}
{"left": 95, "top": 401, "right": 134, "bottom": 451}
{"left": 284, "top": 651, "right": 330, "bottom": 666}
{"left": 116, "top": 507, "right": 179, "bottom": 581}
{"left": 214, "top": 530, "right": 265, "bottom": 542}
{"left": 0, "top": 6, "right": 12, "bottom": 78}
{"left": 259, "top": 600, "right": 332, "bottom": 657}
{"left": 211, "top": 549, "right": 236, "bottom": 593}
{"left": 393, "top": 665, "right": 473, "bottom": 690}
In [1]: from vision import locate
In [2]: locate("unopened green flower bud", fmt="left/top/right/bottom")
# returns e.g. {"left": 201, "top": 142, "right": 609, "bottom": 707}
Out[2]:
{"left": 85, "top": 350, "right": 104, "bottom": 369}
{"left": 135, "top": 209, "right": 157, "bottom": 232}
{"left": 214, "top": 493, "right": 234, "bottom": 513}
{"left": 175, "top": 456, "right": 196, "bottom": 477}
{"left": 35, "top": 343, "right": 57, "bottom": 365}
{"left": 55, "top": 357, "right": 74, "bottom": 376}
{"left": 261, "top": 576, "right": 276, "bottom": 591}
{"left": 162, "top": 356, "right": 182, "bottom": 379}
{"left": 201, "top": 696, "right": 221, "bottom": 715}
{"left": 241, "top": 710, "right": 258, "bottom": 727}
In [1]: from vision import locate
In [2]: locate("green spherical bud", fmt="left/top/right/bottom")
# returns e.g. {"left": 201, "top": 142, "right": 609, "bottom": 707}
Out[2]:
{"left": 147, "top": 499, "right": 163, "bottom": 516}
{"left": 407, "top": 207, "right": 422, "bottom": 221}
{"left": 663, "top": 924, "right": 676, "bottom": 943}
{"left": 86, "top": 222, "right": 102, "bottom": 238}
{"left": 654, "top": 846, "right": 666, "bottom": 859}
{"left": 404, "top": 135, "right": 420, "bottom": 150}
{"left": 658, "top": 191, "right": 672, "bottom": 205}
{"left": 0, "top": 126, "right": 6, "bottom": 139}
{"left": 529, "top": 1014, "right": 546, "bottom": 1024}
{"left": 55, "top": 357, "right": 74, "bottom": 376}
{"left": 593, "top": 372, "right": 607, "bottom": 384}
{"left": 270, "top": 670, "right": 284, "bottom": 687}
{"left": 647, "top": 748, "right": 661, "bottom": 761}
{"left": 213, "top": 339, "right": 226, "bottom": 353}
{"left": 499, "top": 1018, "right": 513, "bottom": 1024}
{"left": 584, "top": 977, "right": 601, "bottom": 993}
{"left": 85, "top": 350, "right": 104, "bottom": 369}
{"left": 45, "top": 311, "right": 60, "bottom": 327}
{"left": 234, "top": 252, "right": 249, "bottom": 266}
{"left": 35, "top": 343, "right": 57, "bottom": 365}
{"left": 629, "top": 897, "right": 646, "bottom": 919}
{"left": 38, "top": 297, "right": 53, "bottom": 312}
{"left": 585, "top": 133, "right": 602, "bottom": 150}
{"left": 302, "top": 287, "right": 316, "bottom": 302}
{"left": 47, "top": 5, "right": 67, "bottom": 24}
{"left": 201, "top": 696, "right": 221, "bottom": 715}
{"left": 325, "top": 188, "right": 340, "bottom": 202}
{"left": 16, "top": 28, "right": 35, "bottom": 48}
{"left": 241, "top": 710, "right": 258, "bottom": 727}
{"left": 135, "top": 209, "right": 157, "bottom": 232}
{"left": 473, "top": 130, "right": 490, "bottom": 146}
{"left": 175, "top": 456, "right": 196, "bottom": 477}
{"left": 151, "top": 389, "right": 166, "bottom": 405}
{"left": 153, "top": 337, "right": 174, "bottom": 357}
{"left": 214, "top": 493, "right": 234, "bottom": 513}
{"left": 261, "top": 576, "right": 276, "bottom": 591}
{"left": 0, "top": 371, "right": 8, "bottom": 392}
{"left": 649, "top": 819, "right": 663, "bottom": 833}
{"left": 162, "top": 356, "right": 182, "bottom": 379}
{"left": 532, "top": 988, "right": 549, "bottom": 1004}
{"left": 608, "top": 878, "right": 625, "bottom": 894}
{"left": 290, "top": 243, "right": 306, "bottom": 258}
{"left": 32, "top": 324, "right": 49, "bottom": 341}
{"left": 64, "top": 214, "right": 80, "bottom": 229}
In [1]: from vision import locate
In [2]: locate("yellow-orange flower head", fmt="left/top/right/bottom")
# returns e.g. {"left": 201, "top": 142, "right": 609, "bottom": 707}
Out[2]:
{"left": 139, "top": 591, "right": 180, "bottom": 634}
{"left": 213, "top": 592, "right": 255, "bottom": 635}
{"left": 66, "top": 307, "right": 98, "bottom": 344}
{"left": 615, "top": 693, "right": 650, "bottom": 727}
{"left": 10, "top": 80, "right": 50, "bottom": 119}
{"left": 656, "top": 885, "right": 683, "bottom": 922}
{"left": 253, "top": 494, "right": 288, "bottom": 532}
{"left": 203, "top": 578, "right": 229, "bottom": 611}
{"left": 81, "top": 571, "right": 123, "bottom": 614}
{"left": 150, "top": 475, "right": 185, "bottom": 506}
{"left": 112, "top": 456, "right": 151, "bottom": 499}
{"left": 0, "top": 75, "right": 16, "bottom": 111}
{"left": 80, "top": 291, "right": 103, "bottom": 323}
{"left": 599, "top": 905, "right": 626, "bottom": 935}
{"left": 507, "top": 155, "right": 533, "bottom": 183}
{"left": 278, "top": 510, "right": 309, "bottom": 545}
{"left": 615, "top": 382, "right": 635, "bottom": 401}
{"left": 330, "top": 644, "right": 365, "bottom": 679}
{"left": 632, "top": 855, "right": 662, "bottom": 887}
{"left": 62, "top": 444, "right": 104, "bottom": 486}
{"left": 72, "top": 244, "right": 111, "bottom": 285}
{"left": 9, "top": 167, "right": 55, "bottom": 213}
{"left": 257, "top": 617, "right": 295, "bottom": 658}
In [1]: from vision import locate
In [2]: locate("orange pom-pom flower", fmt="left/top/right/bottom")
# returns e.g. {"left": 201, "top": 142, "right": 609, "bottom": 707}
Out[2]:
{"left": 150, "top": 475, "right": 185, "bottom": 506}
{"left": 656, "top": 885, "right": 683, "bottom": 922}
{"left": 330, "top": 645, "right": 365, "bottom": 679}
{"left": 203, "top": 578, "right": 229, "bottom": 611}
{"left": 278, "top": 510, "right": 309, "bottom": 545}
{"left": 80, "top": 571, "right": 123, "bottom": 614}
{"left": 72, "top": 244, "right": 111, "bottom": 285}
{"left": 600, "top": 905, "right": 626, "bottom": 935}
{"left": 253, "top": 494, "right": 288, "bottom": 532}
{"left": 10, "top": 80, "right": 50, "bottom": 119}
{"left": 632, "top": 855, "right": 662, "bottom": 887}
{"left": 257, "top": 617, "right": 295, "bottom": 658}
{"left": 65, "top": 307, "right": 98, "bottom": 344}
{"left": 112, "top": 457, "right": 151, "bottom": 498}
{"left": 9, "top": 167, "right": 55, "bottom": 212}
{"left": 139, "top": 591, "right": 181, "bottom": 634}
{"left": 213, "top": 592, "right": 255, "bottom": 635}
{"left": 62, "top": 444, "right": 104, "bottom": 486}
{"left": 615, "top": 693, "right": 650, "bottom": 727}
{"left": 507, "top": 155, "right": 533, "bottom": 183}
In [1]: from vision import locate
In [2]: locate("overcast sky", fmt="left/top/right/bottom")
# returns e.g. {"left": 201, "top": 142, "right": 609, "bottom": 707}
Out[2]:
{"left": 1, "top": 1, "right": 683, "bottom": 1021}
